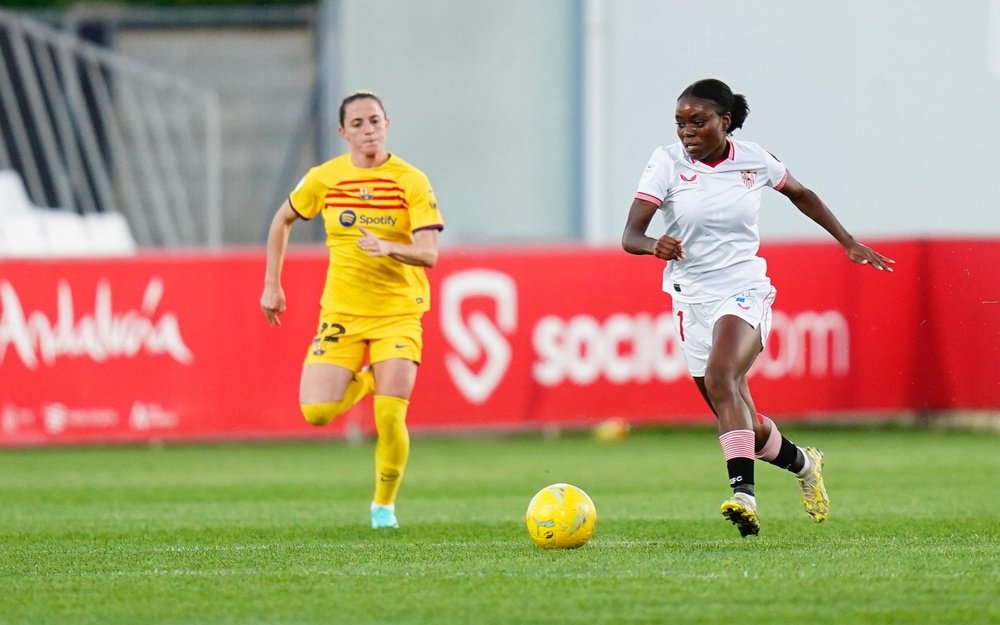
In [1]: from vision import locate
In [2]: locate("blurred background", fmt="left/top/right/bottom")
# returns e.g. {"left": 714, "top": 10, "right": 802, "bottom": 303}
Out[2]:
{"left": 1, "top": 0, "right": 999, "bottom": 445}
{"left": 4, "top": 0, "right": 999, "bottom": 253}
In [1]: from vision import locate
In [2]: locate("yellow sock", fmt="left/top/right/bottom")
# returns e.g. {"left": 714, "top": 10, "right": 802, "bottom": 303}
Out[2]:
{"left": 372, "top": 395, "right": 410, "bottom": 506}
{"left": 300, "top": 368, "right": 376, "bottom": 426}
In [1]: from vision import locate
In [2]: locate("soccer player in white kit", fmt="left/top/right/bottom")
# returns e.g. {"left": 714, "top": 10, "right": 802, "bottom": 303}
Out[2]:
{"left": 622, "top": 79, "right": 895, "bottom": 537}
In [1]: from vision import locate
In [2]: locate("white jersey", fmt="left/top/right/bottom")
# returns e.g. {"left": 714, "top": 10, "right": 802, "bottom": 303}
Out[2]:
{"left": 634, "top": 139, "right": 788, "bottom": 303}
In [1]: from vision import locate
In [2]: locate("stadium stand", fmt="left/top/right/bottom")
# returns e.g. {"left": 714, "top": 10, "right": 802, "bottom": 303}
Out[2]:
{"left": 0, "top": 169, "right": 136, "bottom": 257}
{"left": 0, "top": 8, "right": 221, "bottom": 251}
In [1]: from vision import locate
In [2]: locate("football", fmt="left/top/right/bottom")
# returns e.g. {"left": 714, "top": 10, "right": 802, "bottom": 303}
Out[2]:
{"left": 525, "top": 483, "right": 597, "bottom": 549}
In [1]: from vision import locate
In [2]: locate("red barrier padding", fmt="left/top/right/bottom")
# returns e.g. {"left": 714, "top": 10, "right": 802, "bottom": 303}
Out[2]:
{"left": 1, "top": 240, "right": 997, "bottom": 446}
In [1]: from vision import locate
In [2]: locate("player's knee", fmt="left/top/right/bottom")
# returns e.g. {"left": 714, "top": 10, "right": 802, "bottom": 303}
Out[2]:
{"left": 703, "top": 367, "right": 737, "bottom": 400}
{"left": 300, "top": 401, "right": 349, "bottom": 427}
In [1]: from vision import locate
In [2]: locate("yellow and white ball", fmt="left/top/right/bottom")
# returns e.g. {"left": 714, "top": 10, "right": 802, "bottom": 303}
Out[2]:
{"left": 525, "top": 483, "right": 597, "bottom": 549}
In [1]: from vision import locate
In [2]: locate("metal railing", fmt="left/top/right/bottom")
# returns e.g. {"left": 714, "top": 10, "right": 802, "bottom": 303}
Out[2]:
{"left": 0, "top": 9, "right": 221, "bottom": 247}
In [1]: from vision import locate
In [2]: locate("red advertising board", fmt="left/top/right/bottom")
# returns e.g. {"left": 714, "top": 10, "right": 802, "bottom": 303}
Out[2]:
{"left": 1, "top": 239, "right": 998, "bottom": 446}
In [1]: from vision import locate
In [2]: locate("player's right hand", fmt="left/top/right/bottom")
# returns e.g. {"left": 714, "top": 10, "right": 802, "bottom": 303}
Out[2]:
{"left": 260, "top": 286, "right": 286, "bottom": 327}
{"left": 652, "top": 235, "right": 685, "bottom": 262}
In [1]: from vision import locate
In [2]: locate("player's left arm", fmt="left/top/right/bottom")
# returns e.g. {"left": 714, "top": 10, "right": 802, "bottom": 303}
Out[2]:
{"left": 777, "top": 171, "right": 895, "bottom": 272}
{"left": 357, "top": 226, "right": 440, "bottom": 267}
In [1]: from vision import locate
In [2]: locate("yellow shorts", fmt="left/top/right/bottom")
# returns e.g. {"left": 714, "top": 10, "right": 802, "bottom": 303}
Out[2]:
{"left": 303, "top": 312, "right": 424, "bottom": 370}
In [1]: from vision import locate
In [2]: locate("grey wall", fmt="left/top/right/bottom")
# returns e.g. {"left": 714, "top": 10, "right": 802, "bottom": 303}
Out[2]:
{"left": 105, "top": 0, "right": 1000, "bottom": 245}
{"left": 331, "top": 0, "right": 1000, "bottom": 245}
{"left": 118, "top": 26, "right": 318, "bottom": 245}
{"left": 599, "top": 0, "right": 1000, "bottom": 242}
{"left": 332, "top": 0, "right": 580, "bottom": 244}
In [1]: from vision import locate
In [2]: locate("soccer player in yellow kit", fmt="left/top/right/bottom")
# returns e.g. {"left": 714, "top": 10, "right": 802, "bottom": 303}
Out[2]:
{"left": 260, "top": 92, "right": 444, "bottom": 529}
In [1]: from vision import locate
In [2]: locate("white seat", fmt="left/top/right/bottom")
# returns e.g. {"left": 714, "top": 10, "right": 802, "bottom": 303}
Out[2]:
{"left": 36, "top": 210, "right": 93, "bottom": 256}
{"left": 0, "top": 169, "right": 34, "bottom": 214}
{"left": 83, "top": 212, "right": 137, "bottom": 256}
{"left": 0, "top": 170, "right": 137, "bottom": 257}
{"left": 0, "top": 211, "right": 48, "bottom": 257}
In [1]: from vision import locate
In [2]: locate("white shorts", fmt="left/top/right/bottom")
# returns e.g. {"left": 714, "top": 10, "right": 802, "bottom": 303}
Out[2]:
{"left": 672, "top": 287, "right": 776, "bottom": 377}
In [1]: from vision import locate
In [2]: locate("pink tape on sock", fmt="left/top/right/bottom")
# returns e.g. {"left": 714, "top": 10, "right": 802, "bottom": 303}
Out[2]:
{"left": 719, "top": 429, "right": 755, "bottom": 461}
{"left": 755, "top": 416, "right": 782, "bottom": 461}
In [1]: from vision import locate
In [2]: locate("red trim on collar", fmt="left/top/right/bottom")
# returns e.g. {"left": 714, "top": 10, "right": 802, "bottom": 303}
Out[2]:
{"left": 698, "top": 140, "right": 734, "bottom": 168}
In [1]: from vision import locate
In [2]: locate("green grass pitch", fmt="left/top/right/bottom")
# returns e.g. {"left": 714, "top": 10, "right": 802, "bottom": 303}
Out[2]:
{"left": 1, "top": 426, "right": 997, "bottom": 624}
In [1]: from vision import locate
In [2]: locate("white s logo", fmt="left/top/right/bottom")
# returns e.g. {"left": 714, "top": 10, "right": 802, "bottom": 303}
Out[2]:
{"left": 440, "top": 270, "right": 517, "bottom": 404}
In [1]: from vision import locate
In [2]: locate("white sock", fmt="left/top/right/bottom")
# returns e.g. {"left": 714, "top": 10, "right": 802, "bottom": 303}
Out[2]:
{"left": 371, "top": 502, "right": 395, "bottom": 512}
{"left": 796, "top": 448, "right": 812, "bottom": 478}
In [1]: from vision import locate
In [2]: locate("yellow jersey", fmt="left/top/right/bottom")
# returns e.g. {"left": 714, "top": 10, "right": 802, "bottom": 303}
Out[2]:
{"left": 289, "top": 154, "right": 443, "bottom": 316}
